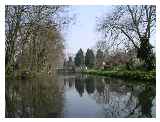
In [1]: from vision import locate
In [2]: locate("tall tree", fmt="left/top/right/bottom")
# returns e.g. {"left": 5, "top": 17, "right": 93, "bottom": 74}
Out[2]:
{"left": 74, "top": 48, "right": 84, "bottom": 67}
{"left": 5, "top": 5, "right": 72, "bottom": 75}
{"left": 96, "top": 49, "right": 104, "bottom": 69}
{"left": 85, "top": 49, "right": 95, "bottom": 68}
{"left": 68, "top": 57, "right": 74, "bottom": 67}
{"left": 97, "top": 5, "right": 156, "bottom": 70}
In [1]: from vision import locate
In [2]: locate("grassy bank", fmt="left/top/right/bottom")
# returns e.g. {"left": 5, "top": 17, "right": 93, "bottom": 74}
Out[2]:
{"left": 83, "top": 69, "right": 156, "bottom": 83}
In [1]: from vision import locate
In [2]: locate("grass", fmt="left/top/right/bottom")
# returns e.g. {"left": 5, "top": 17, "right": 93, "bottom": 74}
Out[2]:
{"left": 82, "top": 69, "right": 155, "bottom": 83}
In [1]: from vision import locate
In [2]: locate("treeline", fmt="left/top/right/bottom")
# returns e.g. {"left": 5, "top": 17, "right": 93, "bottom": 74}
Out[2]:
{"left": 64, "top": 5, "right": 156, "bottom": 72}
{"left": 64, "top": 48, "right": 95, "bottom": 71}
{"left": 5, "top": 5, "right": 71, "bottom": 77}
{"left": 64, "top": 47, "right": 140, "bottom": 71}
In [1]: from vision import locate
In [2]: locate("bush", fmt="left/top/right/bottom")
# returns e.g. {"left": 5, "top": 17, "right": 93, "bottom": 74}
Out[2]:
{"left": 83, "top": 69, "right": 155, "bottom": 83}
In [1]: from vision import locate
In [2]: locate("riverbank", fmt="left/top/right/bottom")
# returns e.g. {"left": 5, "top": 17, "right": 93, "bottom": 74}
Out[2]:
{"left": 82, "top": 69, "right": 156, "bottom": 83}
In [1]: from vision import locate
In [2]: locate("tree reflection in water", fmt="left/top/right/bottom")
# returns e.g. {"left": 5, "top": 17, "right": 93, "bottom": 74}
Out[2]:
{"left": 75, "top": 76, "right": 84, "bottom": 96}
{"left": 63, "top": 74, "right": 155, "bottom": 118}
{"left": 138, "top": 85, "right": 155, "bottom": 117}
{"left": 6, "top": 74, "right": 155, "bottom": 118}
{"left": 95, "top": 77, "right": 105, "bottom": 95}
{"left": 85, "top": 77, "right": 95, "bottom": 94}
{"left": 5, "top": 74, "right": 63, "bottom": 118}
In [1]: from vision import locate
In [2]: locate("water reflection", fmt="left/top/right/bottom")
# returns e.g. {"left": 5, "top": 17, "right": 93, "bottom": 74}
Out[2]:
{"left": 75, "top": 76, "right": 84, "bottom": 97}
{"left": 63, "top": 74, "right": 156, "bottom": 118}
{"left": 5, "top": 74, "right": 155, "bottom": 118}
{"left": 85, "top": 77, "right": 95, "bottom": 94}
{"left": 138, "top": 85, "right": 155, "bottom": 117}
{"left": 5, "top": 75, "right": 63, "bottom": 118}
{"left": 95, "top": 77, "right": 105, "bottom": 95}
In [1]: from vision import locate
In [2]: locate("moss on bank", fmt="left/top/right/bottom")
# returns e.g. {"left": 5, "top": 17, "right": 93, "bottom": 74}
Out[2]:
{"left": 82, "top": 69, "right": 155, "bottom": 83}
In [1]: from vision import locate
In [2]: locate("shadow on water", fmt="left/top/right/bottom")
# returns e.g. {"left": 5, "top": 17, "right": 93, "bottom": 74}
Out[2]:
{"left": 5, "top": 74, "right": 63, "bottom": 118}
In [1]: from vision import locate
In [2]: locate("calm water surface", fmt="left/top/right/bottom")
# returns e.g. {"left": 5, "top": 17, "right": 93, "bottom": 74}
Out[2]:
{"left": 6, "top": 74, "right": 156, "bottom": 118}
{"left": 61, "top": 74, "right": 155, "bottom": 118}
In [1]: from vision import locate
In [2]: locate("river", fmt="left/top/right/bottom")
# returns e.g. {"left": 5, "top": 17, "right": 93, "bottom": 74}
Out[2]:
{"left": 5, "top": 73, "right": 156, "bottom": 118}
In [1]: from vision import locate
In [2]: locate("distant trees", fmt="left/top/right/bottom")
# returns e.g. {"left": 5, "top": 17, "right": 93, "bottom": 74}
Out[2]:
{"left": 96, "top": 49, "right": 104, "bottom": 69}
{"left": 74, "top": 47, "right": 133, "bottom": 70}
{"left": 74, "top": 48, "right": 96, "bottom": 69}
{"left": 64, "top": 57, "right": 75, "bottom": 72}
{"left": 68, "top": 57, "right": 73, "bottom": 66}
{"left": 85, "top": 49, "right": 95, "bottom": 68}
{"left": 74, "top": 48, "right": 85, "bottom": 67}
{"left": 108, "top": 50, "right": 129, "bottom": 66}
{"left": 97, "top": 5, "right": 156, "bottom": 70}
{"left": 93, "top": 39, "right": 140, "bottom": 69}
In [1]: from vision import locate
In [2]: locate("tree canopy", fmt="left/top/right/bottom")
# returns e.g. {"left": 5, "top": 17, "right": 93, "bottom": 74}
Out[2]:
{"left": 96, "top": 49, "right": 104, "bottom": 68}
{"left": 74, "top": 48, "right": 85, "bottom": 67}
{"left": 5, "top": 5, "right": 72, "bottom": 75}
{"left": 85, "top": 49, "right": 95, "bottom": 68}
{"left": 97, "top": 5, "right": 156, "bottom": 70}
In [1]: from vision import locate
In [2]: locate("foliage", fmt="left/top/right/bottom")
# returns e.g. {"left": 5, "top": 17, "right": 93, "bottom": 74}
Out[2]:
{"left": 137, "top": 37, "right": 155, "bottom": 70}
{"left": 63, "top": 56, "right": 75, "bottom": 72}
{"left": 83, "top": 69, "right": 155, "bottom": 83}
{"left": 5, "top": 5, "right": 72, "bottom": 76}
{"left": 97, "top": 5, "right": 156, "bottom": 70}
{"left": 96, "top": 49, "right": 104, "bottom": 68}
{"left": 85, "top": 49, "right": 95, "bottom": 68}
{"left": 74, "top": 48, "right": 85, "bottom": 67}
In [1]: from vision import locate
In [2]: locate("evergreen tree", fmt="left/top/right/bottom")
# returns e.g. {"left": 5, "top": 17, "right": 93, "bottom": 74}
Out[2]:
{"left": 74, "top": 48, "right": 84, "bottom": 67}
{"left": 85, "top": 49, "right": 95, "bottom": 68}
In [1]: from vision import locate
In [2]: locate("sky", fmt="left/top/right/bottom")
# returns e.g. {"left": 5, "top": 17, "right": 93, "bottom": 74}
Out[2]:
{"left": 65, "top": 6, "right": 112, "bottom": 57}
{"left": 64, "top": 6, "right": 156, "bottom": 57}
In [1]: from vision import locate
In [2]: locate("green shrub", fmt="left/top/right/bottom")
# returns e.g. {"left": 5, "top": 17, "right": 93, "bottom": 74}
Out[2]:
{"left": 83, "top": 69, "right": 155, "bottom": 83}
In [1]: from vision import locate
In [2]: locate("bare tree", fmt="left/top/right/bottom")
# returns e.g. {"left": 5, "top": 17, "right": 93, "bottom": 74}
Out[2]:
{"left": 5, "top": 5, "right": 72, "bottom": 75}
{"left": 97, "top": 5, "right": 156, "bottom": 70}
